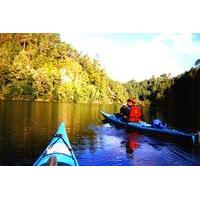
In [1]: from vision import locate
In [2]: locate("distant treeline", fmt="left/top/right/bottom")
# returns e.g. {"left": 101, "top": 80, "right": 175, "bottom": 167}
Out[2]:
{"left": 127, "top": 67, "right": 200, "bottom": 130}
{"left": 0, "top": 34, "right": 200, "bottom": 122}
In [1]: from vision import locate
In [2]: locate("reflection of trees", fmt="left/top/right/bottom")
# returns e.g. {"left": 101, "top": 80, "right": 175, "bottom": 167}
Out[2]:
{"left": 58, "top": 103, "right": 121, "bottom": 150}
{"left": 0, "top": 101, "right": 126, "bottom": 164}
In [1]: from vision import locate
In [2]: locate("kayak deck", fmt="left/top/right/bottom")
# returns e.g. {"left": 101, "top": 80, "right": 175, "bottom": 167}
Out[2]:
{"left": 101, "top": 111, "right": 199, "bottom": 145}
{"left": 33, "top": 122, "right": 78, "bottom": 166}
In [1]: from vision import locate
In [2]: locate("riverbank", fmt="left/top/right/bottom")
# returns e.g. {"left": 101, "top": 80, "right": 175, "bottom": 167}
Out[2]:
{"left": 0, "top": 95, "right": 150, "bottom": 106}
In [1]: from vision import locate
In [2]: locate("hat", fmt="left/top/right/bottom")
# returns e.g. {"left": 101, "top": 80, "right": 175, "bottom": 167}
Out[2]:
{"left": 128, "top": 97, "right": 135, "bottom": 104}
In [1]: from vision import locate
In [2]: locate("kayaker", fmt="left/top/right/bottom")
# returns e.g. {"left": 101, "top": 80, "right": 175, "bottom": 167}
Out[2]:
{"left": 127, "top": 97, "right": 143, "bottom": 122}
{"left": 120, "top": 97, "right": 143, "bottom": 122}
{"left": 120, "top": 104, "right": 129, "bottom": 117}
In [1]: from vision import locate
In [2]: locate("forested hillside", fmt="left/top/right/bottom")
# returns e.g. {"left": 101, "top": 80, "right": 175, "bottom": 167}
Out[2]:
{"left": 164, "top": 67, "right": 200, "bottom": 130}
{"left": 125, "top": 73, "right": 173, "bottom": 105}
{"left": 0, "top": 33, "right": 128, "bottom": 103}
{"left": 0, "top": 33, "right": 199, "bottom": 119}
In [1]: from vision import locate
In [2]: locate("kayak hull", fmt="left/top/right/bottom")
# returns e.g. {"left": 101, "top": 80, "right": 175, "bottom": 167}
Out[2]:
{"left": 33, "top": 122, "right": 78, "bottom": 166}
{"left": 101, "top": 111, "right": 199, "bottom": 145}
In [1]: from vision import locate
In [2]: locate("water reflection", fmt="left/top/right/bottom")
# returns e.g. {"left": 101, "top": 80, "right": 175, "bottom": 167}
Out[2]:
{"left": 125, "top": 131, "right": 139, "bottom": 154}
{"left": 0, "top": 101, "right": 200, "bottom": 166}
{"left": 0, "top": 101, "right": 120, "bottom": 165}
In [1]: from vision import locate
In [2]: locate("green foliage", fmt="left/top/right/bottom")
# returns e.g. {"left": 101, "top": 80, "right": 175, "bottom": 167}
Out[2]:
{"left": 0, "top": 33, "right": 126, "bottom": 103}
{"left": 125, "top": 74, "right": 173, "bottom": 105}
{"left": 164, "top": 66, "right": 200, "bottom": 130}
{"left": 0, "top": 33, "right": 198, "bottom": 107}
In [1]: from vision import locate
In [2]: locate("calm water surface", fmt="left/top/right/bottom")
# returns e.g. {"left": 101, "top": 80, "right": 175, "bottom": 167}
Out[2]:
{"left": 0, "top": 100, "right": 200, "bottom": 166}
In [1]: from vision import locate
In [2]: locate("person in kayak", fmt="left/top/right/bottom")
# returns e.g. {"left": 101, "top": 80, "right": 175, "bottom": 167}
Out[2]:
{"left": 120, "top": 97, "right": 143, "bottom": 122}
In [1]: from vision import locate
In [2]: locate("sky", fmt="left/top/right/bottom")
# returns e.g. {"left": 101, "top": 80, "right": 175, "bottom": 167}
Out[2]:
{"left": 61, "top": 33, "right": 200, "bottom": 82}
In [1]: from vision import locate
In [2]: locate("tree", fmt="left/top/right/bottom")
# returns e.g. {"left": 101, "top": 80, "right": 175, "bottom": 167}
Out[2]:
{"left": 195, "top": 59, "right": 200, "bottom": 67}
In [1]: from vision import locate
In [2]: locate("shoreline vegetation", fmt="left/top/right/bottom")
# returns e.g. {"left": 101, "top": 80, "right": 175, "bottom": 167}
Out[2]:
{"left": 0, "top": 34, "right": 199, "bottom": 109}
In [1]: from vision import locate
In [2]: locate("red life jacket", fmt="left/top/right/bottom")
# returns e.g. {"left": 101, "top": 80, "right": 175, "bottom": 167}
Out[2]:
{"left": 128, "top": 105, "right": 142, "bottom": 122}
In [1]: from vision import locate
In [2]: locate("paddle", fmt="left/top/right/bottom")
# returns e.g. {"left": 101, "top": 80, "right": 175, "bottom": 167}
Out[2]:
{"left": 107, "top": 86, "right": 142, "bottom": 106}
{"left": 107, "top": 86, "right": 125, "bottom": 104}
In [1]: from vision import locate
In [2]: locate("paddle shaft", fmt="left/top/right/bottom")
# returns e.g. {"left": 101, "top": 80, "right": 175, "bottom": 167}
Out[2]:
{"left": 107, "top": 86, "right": 124, "bottom": 104}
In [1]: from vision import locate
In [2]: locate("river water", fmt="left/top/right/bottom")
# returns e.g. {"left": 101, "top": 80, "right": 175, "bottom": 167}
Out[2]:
{"left": 0, "top": 100, "right": 200, "bottom": 166}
